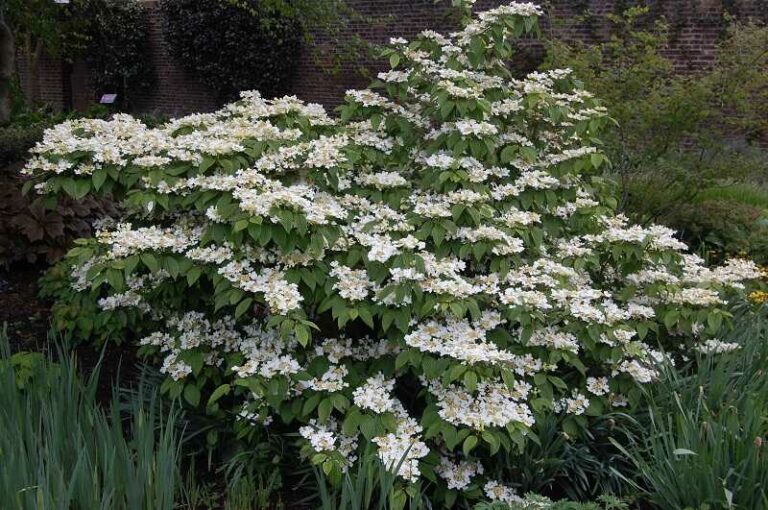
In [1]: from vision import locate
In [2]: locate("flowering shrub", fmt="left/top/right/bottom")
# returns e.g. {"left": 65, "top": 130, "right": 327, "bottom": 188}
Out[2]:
{"left": 24, "top": 2, "right": 758, "bottom": 505}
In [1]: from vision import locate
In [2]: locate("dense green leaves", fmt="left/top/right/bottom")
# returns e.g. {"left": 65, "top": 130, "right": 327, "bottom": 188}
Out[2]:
{"left": 159, "top": 0, "right": 301, "bottom": 101}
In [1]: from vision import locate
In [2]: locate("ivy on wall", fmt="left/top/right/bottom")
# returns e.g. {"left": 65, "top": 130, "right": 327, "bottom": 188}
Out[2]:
{"left": 78, "top": 0, "right": 155, "bottom": 110}
{"left": 159, "top": 0, "right": 302, "bottom": 102}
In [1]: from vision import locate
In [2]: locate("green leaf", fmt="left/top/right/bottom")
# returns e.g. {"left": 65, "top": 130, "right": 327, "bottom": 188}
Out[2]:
{"left": 183, "top": 384, "right": 201, "bottom": 407}
{"left": 74, "top": 179, "right": 91, "bottom": 200}
{"left": 330, "top": 393, "right": 349, "bottom": 412}
{"left": 92, "top": 169, "right": 108, "bottom": 191}
{"left": 185, "top": 351, "right": 205, "bottom": 375}
{"left": 391, "top": 489, "right": 407, "bottom": 510}
{"left": 462, "top": 435, "right": 478, "bottom": 456}
{"left": 296, "top": 325, "right": 310, "bottom": 346}
{"left": 165, "top": 256, "right": 180, "bottom": 278}
{"left": 318, "top": 399, "right": 333, "bottom": 423}
{"left": 21, "top": 179, "right": 35, "bottom": 195}
{"left": 664, "top": 310, "right": 680, "bottom": 330}
{"left": 234, "top": 219, "right": 249, "bottom": 232}
{"left": 62, "top": 178, "right": 77, "bottom": 198}
{"left": 199, "top": 156, "right": 216, "bottom": 172}
{"left": 440, "top": 100, "right": 455, "bottom": 118}
{"left": 342, "top": 409, "right": 361, "bottom": 436}
{"left": 141, "top": 253, "right": 160, "bottom": 272}
{"left": 235, "top": 297, "right": 253, "bottom": 318}
{"left": 186, "top": 267, "right": 202, "bottom": 286}
{"left": 463, "top": 371, "right": 478, "bottom": 392}
{"left": 303, "top": 394, "right": 321, "bottom": 416}
{"left": 500, "top": 145, "right": 517, "bottom": 163}
{"left": 562, "top": 417, "right": 579, "bottom": 438}
{"left": 207, "top": 384, "right": 231, "bottom": 407}
{"left": 106, "top": 268, "right": 125, "bottom": 290}
{"left": 360, "top": 415, "right": 377, "bottom": 439}
{"left": 482, "top": 430, "right": 500, "bottom": 454}
{"left": 707, "top": 312, "right": 723, "bottom": 333}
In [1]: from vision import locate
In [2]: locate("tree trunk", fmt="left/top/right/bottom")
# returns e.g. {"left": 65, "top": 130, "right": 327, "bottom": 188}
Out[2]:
{"left": 0, "top": 11, "right": 14, "bottom": 124}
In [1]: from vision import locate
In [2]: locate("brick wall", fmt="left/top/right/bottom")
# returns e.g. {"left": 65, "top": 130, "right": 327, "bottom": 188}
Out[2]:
{"left": 16, "top": 0, "right": 768, "bottom": 116}
{"left": 17, "top": 0, "right": 218, "bottom": 116}
{"left": 292, "top": 0, "right": 768, "bottom": 107}
{"left": 16, "top": 50, "right": 66, "bottom": 110}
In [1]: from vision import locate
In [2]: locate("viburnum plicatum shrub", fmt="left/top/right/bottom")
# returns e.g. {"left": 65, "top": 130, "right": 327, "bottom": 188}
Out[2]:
{"left": 24, "top": 2, "right": 758, "bottom": 506}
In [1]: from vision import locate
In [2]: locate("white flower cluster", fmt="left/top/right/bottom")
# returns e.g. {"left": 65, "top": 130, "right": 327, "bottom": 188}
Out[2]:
{"left": 352, "top": 373, "right": 397, "bottom": 413}
{"left": 696, "top": 339, "right": 741, "bottom": 354}
{"left": 585, "top": 376, "right": 610, "bottom": 396}
{"left": 372, "top": 406, "right": 430, "bottom": 482}
{"left": 97, "top": 223, "right": 201, "bottom": 259}
{"left": 329, "top": 262, "right": 374, "bottom": 301}
{"left": 428, "top": 379, "right": 535, "bottom": 429}
{"left": 299, "top": 419, "right": 358, "bottom": 471}
{"left": 372, "top": 432, "right": 430, "bottom": 483}
{"left": 484, "top": 480, "right": 526, "bottom": 506}
{"left": 554, "top": 390, "right": 591, "bottom": 415}
{"left": 219, "top": 262, "right": 303, "bottom": 315}
{"left": 436, "top": 456, "right": 485, "bottom": 490}
{"left": 97, "top": 271, "right": 169, "bottom": 312}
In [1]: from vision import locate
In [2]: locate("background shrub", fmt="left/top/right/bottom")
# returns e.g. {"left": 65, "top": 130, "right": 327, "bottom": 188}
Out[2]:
{"left": 77, "top": 0, "right": 155, "bottom": 110}
{"left": 543, "top": 8, "right": 768, "bottom": 262}
{"left": 3, "top": 0, "right": 153, "bottom": 112}
{"left": 159, "top": 0, "right": 302, "bottom": 102}
{"left": 664, "top": 200, "right": 768, "bottom": 263}
{"left": 0, "top": 122, "right": 46, "bottom": 168}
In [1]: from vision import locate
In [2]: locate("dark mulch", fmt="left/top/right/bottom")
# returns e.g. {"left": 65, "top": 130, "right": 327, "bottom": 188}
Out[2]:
{"left": 0, "top": 263, "right": 51, "bottom": 353}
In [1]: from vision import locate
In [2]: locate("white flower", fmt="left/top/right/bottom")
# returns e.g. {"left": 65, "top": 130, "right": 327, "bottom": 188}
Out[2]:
{"left": 484, "top": 480, "right": 525, "bottom": 505}
{"left": 696, "top": 339, "right": 741, "bottom": 354}
{"left": 436, "top": 457, "right": 484, "bottom": 490}
{"left": 330, "top": 262, "right": 373, "bottom": 301}
{"left": 586, "top": 376, "right": 610, "bottom": 396}
{"left": 352, "top": 374, "right": 397, "bottom": 413}
{"left": 455, "top": 120, "right": 498, "bottom": 137}
{"left": 555, "top": 390, "right": 590, "bottom": 415}
{"left": 428, "top": 379, "right": 535, "bottom": 429}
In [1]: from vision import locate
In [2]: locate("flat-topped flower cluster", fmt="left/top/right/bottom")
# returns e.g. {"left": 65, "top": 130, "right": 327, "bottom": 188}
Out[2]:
{"left": 26, "top": 1, "right": 758, "bottom": 503}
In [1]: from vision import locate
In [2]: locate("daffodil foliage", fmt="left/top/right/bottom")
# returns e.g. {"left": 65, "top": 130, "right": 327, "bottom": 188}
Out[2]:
{"left": 24, "top": 2, "right": 757, "bottom": 505}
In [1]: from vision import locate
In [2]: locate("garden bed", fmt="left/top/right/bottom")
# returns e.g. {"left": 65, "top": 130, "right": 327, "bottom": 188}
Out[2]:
{"left": 1, "top": 1, "right": 767, "bottom": 509}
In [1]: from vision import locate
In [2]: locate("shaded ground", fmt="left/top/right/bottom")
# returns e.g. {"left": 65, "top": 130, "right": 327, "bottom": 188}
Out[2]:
{"left": 0, "top": 264, "right": 50, "bottom": 352}
{"left": 0, "top": 263, "right": 138, "bottom": 401}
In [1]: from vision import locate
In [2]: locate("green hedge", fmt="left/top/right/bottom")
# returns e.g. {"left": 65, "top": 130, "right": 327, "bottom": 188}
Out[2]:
{"left": 159, "top": 0, "right": 302, "bottom": 101}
